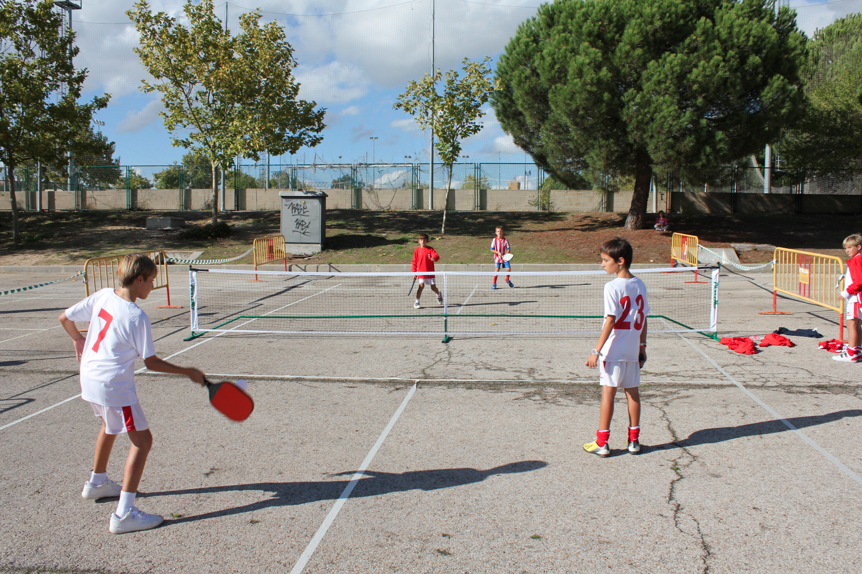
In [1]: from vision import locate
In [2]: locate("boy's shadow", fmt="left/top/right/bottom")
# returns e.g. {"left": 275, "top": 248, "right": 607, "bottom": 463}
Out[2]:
{"left": 141, "top": 460, "right": 547, "bottom": 526}
{"left": 645, "top": 410, "right": 862, "bottom": 453}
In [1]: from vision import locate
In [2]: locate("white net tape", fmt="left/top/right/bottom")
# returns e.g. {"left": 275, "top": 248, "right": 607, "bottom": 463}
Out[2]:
{"left": 698, "top": 245, "right": 774, "bottom": 271}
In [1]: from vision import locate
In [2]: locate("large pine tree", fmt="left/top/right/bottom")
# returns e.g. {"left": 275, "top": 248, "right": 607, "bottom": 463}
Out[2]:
{"left": 493, "top": 0, "right": 806, "bottom": 229}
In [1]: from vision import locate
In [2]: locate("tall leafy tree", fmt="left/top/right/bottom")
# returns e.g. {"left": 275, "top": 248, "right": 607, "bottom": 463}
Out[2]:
{"left": 153, "top": 150, "right": 214, "bottom": 190}
{"left": 493, "top": 0, "right": 806, "bottom": 229}
{"left": 394, "top": 57, "right": 496, "bottom": 235}
{"left": 128, "top": 0, "right": 326, "bottom": 224}
{"left": 44, "top": 127, "right": 119, "bottom": 189}
{"left": 0, "top": 0, "right": 109, "bottom": 243}
{"left": 779, "top": 14, "right": 862, "bottom": 179}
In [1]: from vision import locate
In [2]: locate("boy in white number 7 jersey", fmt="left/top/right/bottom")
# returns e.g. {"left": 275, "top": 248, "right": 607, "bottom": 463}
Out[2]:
{"left": 59, "top": 254, "right": 205, "bottom": 534}
{"left": 583, "top": 237, "right": 649, "bottom": 457}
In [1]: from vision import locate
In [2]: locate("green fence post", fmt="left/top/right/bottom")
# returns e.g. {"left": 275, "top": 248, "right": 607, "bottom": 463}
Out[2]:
{"left": 178, "top": 166, "right": 185, "bottom": 210}
{"left": 125, "top": 167, "right": 132, "bottom": 210}
{"left": 24, "top": 168, "right": 31, "bottom": 211}
{"left": 234, "top": 166, "right": 240, "bottom": 210}
{"left": 473, "top": 163, "right": 479, "bottom": 211}
{"left": 410, "top": 164, "right": 422, "bottom": 210}
{"left": 350, "top": 166, "right": 357, "bottom": 209}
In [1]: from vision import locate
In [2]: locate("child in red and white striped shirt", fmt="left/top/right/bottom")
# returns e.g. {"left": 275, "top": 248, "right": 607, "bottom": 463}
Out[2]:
{"left": 490, "top": 226, "right": 513, "bottom": 289}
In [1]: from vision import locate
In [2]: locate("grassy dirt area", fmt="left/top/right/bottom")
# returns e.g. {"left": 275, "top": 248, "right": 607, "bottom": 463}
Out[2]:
{"left": 0, "top": 209, "right": 857, "bottom": 266}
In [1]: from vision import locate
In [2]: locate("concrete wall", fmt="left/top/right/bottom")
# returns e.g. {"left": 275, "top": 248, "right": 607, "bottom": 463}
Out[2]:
{"left": 671, "top": 191, "right": 862, "bottom": 215}
{"left": 5, "top": 185, "right": 859, "bottom": 214}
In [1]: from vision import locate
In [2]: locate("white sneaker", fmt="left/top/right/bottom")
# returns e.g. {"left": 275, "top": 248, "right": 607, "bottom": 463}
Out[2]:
{"left": 832, "top": 349, "right": 861, "bottom": 363}
{"left": 109, "top": 506, "right": 164, "bottom": 534}
{"left": 436, "top": 294, "right": 443, "bottom": 304}
{"left": 414, "top": 300, "right": 421, "bottom": 309}
{"left": 82, "top": 478, "right": 122, "bottom": 500}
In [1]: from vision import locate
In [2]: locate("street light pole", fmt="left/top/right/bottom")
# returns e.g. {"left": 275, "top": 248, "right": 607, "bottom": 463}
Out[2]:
{"left": 369, "top": 137, "right": 378, "bottom": 190}
{"left": 369, "top": 137, "right": 378, "bottom": 164}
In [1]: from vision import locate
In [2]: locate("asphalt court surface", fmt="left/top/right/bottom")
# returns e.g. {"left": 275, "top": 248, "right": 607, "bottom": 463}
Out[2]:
{"left": 1, "top": 268, "right": 861, "bottom": 573}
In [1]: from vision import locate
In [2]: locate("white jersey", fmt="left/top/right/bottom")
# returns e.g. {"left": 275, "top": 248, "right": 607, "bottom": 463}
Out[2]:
{"left": 600, "top": 276, "right": 650, "bottom": 362}
{"left": 65, "top": 288, "right": 156, "bottom": 407}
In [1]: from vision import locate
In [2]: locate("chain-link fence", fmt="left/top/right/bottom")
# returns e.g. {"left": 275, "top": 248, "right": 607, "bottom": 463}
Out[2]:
{"left": 2, "top": 159, "right": 860, "bottom": 214}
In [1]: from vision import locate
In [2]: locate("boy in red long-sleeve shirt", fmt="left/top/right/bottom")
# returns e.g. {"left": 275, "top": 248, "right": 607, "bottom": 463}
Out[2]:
{"left": 411, "top": 233, "right": 442, "bottom": 309}
{"left": 836, "top": 233, "right": 862, "bottom": 363}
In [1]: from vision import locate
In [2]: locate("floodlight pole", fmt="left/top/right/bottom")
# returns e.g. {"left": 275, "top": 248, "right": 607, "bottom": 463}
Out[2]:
{"left": 429, "top": 0, "right": 435, "bottom": 210}
{"left": 54, "top": 2, "right": 83, "bottom": 200}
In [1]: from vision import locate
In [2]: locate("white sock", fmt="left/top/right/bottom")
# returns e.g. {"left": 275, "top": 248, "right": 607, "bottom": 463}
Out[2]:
{"left": 415, "top": 299, "right": 420, "bottom": 303}
{"left": 116, "top": 491, "right": 136, "bottom": 517}
{"left": 89, "top": 472, "right": 107, "bottom": 486}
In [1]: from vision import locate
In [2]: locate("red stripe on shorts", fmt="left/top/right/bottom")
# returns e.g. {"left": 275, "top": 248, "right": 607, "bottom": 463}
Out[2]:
{"left": 122, "top": 406, "right": 136, "bottom": 432}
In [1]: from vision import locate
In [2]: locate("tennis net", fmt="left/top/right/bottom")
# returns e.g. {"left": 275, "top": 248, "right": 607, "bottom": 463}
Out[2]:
{"left": 186, "top": 266, "right": 719, "bottom": 340}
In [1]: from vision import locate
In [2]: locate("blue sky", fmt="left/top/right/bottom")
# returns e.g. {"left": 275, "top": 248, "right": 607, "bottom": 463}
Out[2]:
{"left": 68, "top": 0, "right": 847, "bottom": 169}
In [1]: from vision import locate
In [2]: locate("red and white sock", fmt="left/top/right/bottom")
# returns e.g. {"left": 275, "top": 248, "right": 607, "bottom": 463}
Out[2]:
{"left": 596, "top": 429, "right": 610, "bottom": 447}
{"left": 629, "top": 426, "right": 640, "bottom": 443}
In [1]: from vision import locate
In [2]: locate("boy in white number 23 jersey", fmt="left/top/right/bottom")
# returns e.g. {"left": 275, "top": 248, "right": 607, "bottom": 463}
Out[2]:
{"left": 59, "top": 254, "right": 205, "bottom": 534}
{"left": 584, "top": 237, "right": 649, "bottom": 457}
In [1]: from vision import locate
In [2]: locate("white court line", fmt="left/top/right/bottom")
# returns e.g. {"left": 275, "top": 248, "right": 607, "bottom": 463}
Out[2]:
{"left": 678, "top": 334, "right": 862, "bottom": 487}
{"left": 138, "top": 371, "right": 730, "bottom": 385}
{"left": 137, "top": 284, "right": 342, "bottom": 368}
{"left": 0, "top": 394, "right": 81, "bottom": 432}
{"left": 0, "top": 286, "right": 339, "bottom": 433}
{"left": 289, "top": 382, "right": 417, "bottom": 574}
{"left": 456, "top": 285, "right": 478, "bottom": 315}
{"left": 0, "top": 292, "right": 169, "bottom": 346}
{"left": 0, "top": 325, "right": 63, "bottom": 345}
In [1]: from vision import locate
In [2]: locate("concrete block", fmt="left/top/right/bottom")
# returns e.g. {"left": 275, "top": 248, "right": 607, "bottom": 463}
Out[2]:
{"left": 146, "top": 217, "right": 184, "bottom": 229}
{"left": 698, "top": 247, "right": 740, "bottom": 266}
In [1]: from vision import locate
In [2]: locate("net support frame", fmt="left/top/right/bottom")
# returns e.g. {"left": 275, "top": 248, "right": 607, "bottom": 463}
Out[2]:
{"left": 184, "top": 266, "right": 720, "bottom": 342}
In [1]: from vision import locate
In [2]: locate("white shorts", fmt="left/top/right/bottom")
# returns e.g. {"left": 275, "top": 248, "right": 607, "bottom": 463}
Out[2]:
{"left": 418, "top": 278, "right": 436, "bottom": 286}
{"left": 599, "top": 360, "right": 640, "bottom": 389}
{"left": 845, "top": 300, "right": 860, "bottom": 322}
{"left": 89, "top": 401, "right": 149, "bottom": 435}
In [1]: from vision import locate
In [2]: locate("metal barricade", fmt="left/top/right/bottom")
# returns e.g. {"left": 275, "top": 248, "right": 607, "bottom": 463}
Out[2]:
{"left": 83, "top": 250, "right": 180, "bottom": 308}
{"left": 760, "top": 248, "right": 845, "bottom": 339}
{"left": 252, "top": 235, "right": 288, "bottom": 281}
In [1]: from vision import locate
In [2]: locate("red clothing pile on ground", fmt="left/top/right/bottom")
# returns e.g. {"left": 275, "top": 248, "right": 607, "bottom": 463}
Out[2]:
{"left": 412, "top": 246, "right": 440, "bottom": 279}
{"left": 818, "top": 339, "right": 846, "bottom": 353}
{"left": 720, "top": 337, "right": 758, "bottom": 355}
{"left": 759, "top": 333, "right": 795, "bottom": 347}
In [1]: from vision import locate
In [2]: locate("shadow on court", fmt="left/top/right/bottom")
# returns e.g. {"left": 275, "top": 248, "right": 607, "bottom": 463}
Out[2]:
{"left": 137, "top": 460, "right": 548, "bottom": 526}
{"left": 647, "top": 410, "right": 862, "bottom": 452}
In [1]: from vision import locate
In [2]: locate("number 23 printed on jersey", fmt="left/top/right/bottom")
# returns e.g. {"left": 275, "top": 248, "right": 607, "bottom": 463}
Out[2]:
{"left": 613, "top": 295, "right": 645, "bottom": 330}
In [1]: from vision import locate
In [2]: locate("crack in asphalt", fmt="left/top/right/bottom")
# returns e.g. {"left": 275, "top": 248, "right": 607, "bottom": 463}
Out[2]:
{"left": 655, "top": 402, "right": 713, "bottom": 574}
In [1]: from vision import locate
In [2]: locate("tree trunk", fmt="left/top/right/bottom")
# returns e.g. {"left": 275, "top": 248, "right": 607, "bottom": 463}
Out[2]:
{"left": 624, "top": 153, "right": 652, "bottom": 230}
{"left": 441, "top": 165, "right": 453, "bottom": 235}
{"left": 8, "top": 165, "right": 20, "bottom": 244}
{"left": 211, "top": 162, "right": 219, "bottom": 225}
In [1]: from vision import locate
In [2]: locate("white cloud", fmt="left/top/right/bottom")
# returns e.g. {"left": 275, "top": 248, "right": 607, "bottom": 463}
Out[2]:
{"left": 351, "top": 123, "right": 375, "bottom": 143}
{"left": 342, "top": 106, "right": 360, "bottom": 116}
{"left": 480, "top": 135, "right": 523, "bottom": 155}
{"left": 295, "top": 61, "right": 371, "bottom": 104}
{"left": 391, "top": 118, "right": 422, "bottom": 133}
{"left": 117, "top": 100, "right": 165, "bottom": 133}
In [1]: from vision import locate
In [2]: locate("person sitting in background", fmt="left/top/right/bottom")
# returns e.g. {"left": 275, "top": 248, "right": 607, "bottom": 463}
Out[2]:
{"left": 654, "top": 211, "right": 669, "bottom": 232}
